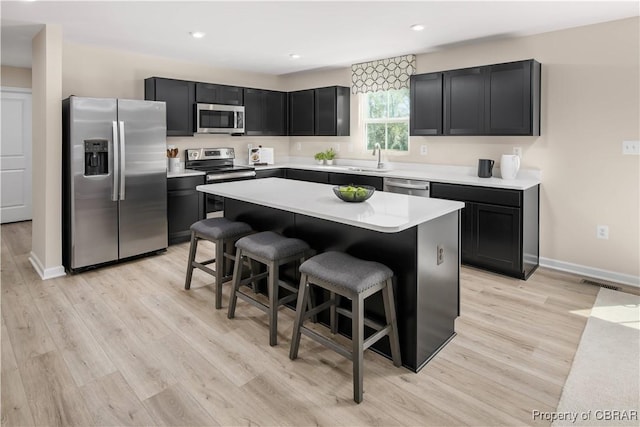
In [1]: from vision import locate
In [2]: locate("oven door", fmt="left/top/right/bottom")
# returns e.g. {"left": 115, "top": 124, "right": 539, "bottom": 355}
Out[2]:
{"left": 205, "top": 171, "right": 256, "bottom": 216}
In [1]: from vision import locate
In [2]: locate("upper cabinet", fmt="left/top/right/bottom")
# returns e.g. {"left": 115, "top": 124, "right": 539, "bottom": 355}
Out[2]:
{"left": 145, "top": 77, "right": 195, "bottom": 137}
{"left": 289, "top": 86, "right": 350, "bottom": 136}
{"left": 410, "top": 73, "right": 443, "bottom": 135}
{"left": 411, "top": 59, "right": 541, "bottom": 136}
{"left": 244, "top": 88, "right": 287, "bottom": 136}
{"left": 195, "top": 83, "right": 243, "bottom": 106}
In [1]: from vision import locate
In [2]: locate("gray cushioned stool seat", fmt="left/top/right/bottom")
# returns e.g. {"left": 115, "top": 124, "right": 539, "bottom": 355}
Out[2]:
{"left": 300, "top": 251, "right": 393, "bottom": 293}
{"left": 191, "top": 217, "right": 252, "bottom": 240}
{"left": 236, "top": 231, "right": 310, "bottom": 261}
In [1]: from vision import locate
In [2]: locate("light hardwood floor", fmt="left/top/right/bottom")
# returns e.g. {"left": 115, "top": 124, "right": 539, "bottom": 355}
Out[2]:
{"left": 1, "top": 221, "right": 599, "bottom": 426}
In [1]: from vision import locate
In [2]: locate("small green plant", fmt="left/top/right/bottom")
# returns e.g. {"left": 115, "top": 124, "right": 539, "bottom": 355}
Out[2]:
{"left": 314, "top": 151, "right": 326, "bottom": 161}
{"left": 324, "top": 148, "right": 337, "bottom": 160}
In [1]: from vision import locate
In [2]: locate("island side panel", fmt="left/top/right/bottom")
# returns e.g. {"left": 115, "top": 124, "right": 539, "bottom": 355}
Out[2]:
{"left": 416, "top": 210, "right": 460, "bottom": 370}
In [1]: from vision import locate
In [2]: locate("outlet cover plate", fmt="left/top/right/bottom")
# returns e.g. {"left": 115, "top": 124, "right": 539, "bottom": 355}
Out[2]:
{"left": 622, "top": 140, "right": 640, "bottom": 155}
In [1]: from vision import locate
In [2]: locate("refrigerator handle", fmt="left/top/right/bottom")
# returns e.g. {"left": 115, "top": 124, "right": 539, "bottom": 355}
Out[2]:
{"left": 119, "top": 121, "right": 126, "bottom": 200}
{"left": 111, "top": 121, "right": 119, "bottom": 202}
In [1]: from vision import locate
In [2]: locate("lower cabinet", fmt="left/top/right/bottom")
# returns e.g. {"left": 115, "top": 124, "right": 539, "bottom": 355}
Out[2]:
{"left": 255, "top": 169, "right": 285, "bottom": 179}
{"left": 285, "top": 169, "right": 329, "bottom": 183}
{"left": 167, "top": 175, "right": 205, "bottom": 245}
{"left": 328, "top": 173, "right": 383, "bottom": 191}
{"left": 431, "top": 182, "right": 539, "bottom": 279}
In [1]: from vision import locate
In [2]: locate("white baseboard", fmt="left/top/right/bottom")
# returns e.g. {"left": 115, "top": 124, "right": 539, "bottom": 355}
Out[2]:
{"left": 29, "top": 251, "right": 66, "bottom": 280}
{"left": 540, "top": 257, "right": 639, "bottom": 288}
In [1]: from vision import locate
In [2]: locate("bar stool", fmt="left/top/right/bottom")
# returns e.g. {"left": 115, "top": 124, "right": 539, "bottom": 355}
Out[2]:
{"left": 228, "top": 231, "right": 310, "bottom": 346}
{"left": 289, "top": 251, "right": 401, "bottom": 403}
{"left": 184, "top": 217, "right": 253, "bottom": 309}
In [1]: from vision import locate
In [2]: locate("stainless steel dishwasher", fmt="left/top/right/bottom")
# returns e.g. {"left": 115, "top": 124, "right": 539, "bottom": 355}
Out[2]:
{"left": 383, "top": 177, "right": 430, "bottom": 197}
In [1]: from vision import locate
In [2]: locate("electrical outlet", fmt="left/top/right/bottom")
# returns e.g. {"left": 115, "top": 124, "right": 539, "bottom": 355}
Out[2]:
{"left": 597, "top": 225, "right": 609, "bottom": 240}
{"left": 437, "top": 244, "right": 444, "bottom": 265}
{"left": 296, "top": 142, "right": 301, "bottom": 151}
{"left": 334, "top": 143, "right": 340, "bottom": 152}
{"left": 420, "top": 145, "right": 428, "bottom": 155}
{"left": 513, "top": 147, "right": 523, "bottom": 157}
{"left": 622, "top": 140, "right": 640, "bottom": 155}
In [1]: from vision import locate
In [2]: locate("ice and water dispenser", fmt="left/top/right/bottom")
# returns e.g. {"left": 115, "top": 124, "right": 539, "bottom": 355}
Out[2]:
{"left": 84, "top": 139, "right": 108, "bottom": 176}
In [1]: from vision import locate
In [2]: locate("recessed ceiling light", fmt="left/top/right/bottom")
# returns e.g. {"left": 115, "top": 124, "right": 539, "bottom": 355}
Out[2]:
{"left": 189, "top": 31, "right": 206, "bottom": 39}
{"left": 410, "top": 24, "right": 425, "bottom": 32}
{"left": 289, "top": 53, "right": 301, "bottom": 59}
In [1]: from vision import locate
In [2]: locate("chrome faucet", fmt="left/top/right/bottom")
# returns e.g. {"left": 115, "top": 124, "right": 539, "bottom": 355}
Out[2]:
{"left": 372, "top": 143, "right": 383, "bottom": 169}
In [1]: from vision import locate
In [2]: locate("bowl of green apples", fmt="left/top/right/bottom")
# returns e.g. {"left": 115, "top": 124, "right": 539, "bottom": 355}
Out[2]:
{"left": 333, "top": 184, "right": 375, "bottom": 203}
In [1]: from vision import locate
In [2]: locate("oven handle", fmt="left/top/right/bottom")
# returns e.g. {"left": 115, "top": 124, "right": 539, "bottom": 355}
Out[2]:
{"left": 206, "top": 170, "right": 256, "bottom": 181}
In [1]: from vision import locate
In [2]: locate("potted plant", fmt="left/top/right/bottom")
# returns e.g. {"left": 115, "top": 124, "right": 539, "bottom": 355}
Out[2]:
{"left": 314, "top": 151, "right": 326, "bottom": 165}
{"left": 324, "top": 148, "right": 337, "bottom": 165}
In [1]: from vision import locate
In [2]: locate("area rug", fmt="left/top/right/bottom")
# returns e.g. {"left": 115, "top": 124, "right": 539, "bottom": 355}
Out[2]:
{"left": 552, "top": 288, "right": 640, "bottom": 426}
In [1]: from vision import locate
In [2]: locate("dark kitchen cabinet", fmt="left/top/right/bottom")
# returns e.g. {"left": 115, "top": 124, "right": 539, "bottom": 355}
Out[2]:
{"left": 410, "top": 72, "right": 443, "bottom": 135}
{"left": 485, "top": 60, "right": 540, "bottom": 135}
{"left": 430, "top": 182, "right": 539, "bottom": 279}
{"left": 244, "top": 88, "right": 287, "bottom": 136}
{"left": 167, "top": 175, "right": 205, "bottom": 244}
{"left": 412, "top": 59, "right": 540, "bottom": 136}
{"left": 285, "top": 169, "right": 329, "bottom": 184}
{"left": 289, "top": 86, "right": 350, "bottom": 136}
{"left": 255, "top": 168, "right": 285, "bottom": 179}
{"left": 444, "top": 67, "right": 486, "bottom": 135}
{"left": 288, "top": 89, "right": 315, "bottom": 136}
{"left": 328, "top": 173, "right": 383, "bottom": 191}
{"left": 145, "top": 77, "right": 195, "bottom": 136}
{"left": 196, "top": 83, "right": 243, "bottom": 106}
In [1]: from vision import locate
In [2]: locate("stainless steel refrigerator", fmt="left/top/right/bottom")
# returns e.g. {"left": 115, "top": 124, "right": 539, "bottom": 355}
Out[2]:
{"left": 62, "top": 96, "right": 168, "bottom": 272}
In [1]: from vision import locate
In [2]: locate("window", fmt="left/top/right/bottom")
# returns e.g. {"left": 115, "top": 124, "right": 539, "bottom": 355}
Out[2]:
{"left": 363, "top": 88, "right": 409, "bottom": 151}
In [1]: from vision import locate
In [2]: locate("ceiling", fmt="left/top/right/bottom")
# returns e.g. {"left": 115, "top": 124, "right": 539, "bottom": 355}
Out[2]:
{"left": 1, "top": 1, "right": 638, "bottom": 75}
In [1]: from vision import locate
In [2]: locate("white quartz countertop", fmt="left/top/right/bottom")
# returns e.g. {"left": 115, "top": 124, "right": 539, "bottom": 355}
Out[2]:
{"left": 255, "top": 162, "right": 540, "bottom": 190}
{"left": 197, "top": 178, "right": 464, "bottom": 233}
{"left": 167, "top": 169, "right": 206, "bottom": 178}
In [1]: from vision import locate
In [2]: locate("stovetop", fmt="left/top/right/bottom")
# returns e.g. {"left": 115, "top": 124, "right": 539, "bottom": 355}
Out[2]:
{"left": 184, "top": 147, "right": 255, "bottom": 174}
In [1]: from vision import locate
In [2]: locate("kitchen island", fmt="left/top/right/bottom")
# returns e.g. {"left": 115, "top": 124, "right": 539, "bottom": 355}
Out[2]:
{"left": 198, "top": 178, "right": 464, "bottom": 372}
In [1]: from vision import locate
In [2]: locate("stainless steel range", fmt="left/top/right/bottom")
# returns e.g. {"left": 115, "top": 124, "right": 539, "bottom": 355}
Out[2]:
{"left": 185, "top": 147, "right": 256, "bottom": 215}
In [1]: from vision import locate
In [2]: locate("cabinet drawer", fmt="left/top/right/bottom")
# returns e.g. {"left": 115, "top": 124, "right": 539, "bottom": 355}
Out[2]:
{"left": 431, "top": 182, "right": 521, "bottom": 207}
{"left": 328, "top": 173, "right": 383, "bottom": 191}
{"left": 167, "top": 175, "right": 205, "bottom": 191}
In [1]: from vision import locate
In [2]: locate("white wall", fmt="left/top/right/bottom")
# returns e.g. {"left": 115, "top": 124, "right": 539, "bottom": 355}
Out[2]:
{"left": 1, "top": 66, "right": 32, "bottom": 88}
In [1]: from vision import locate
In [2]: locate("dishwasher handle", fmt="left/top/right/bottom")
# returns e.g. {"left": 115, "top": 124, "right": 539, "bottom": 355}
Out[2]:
{"left": 385, "top": 181, "right": 430, "bottom": 190}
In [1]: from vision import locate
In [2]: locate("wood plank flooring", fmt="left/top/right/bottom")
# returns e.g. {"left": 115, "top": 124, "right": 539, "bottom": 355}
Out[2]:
{"left": 1, "top": 221, "right": 600, "bottom": 426}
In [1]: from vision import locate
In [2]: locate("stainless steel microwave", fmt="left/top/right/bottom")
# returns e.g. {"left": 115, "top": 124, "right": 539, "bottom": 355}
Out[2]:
{"left": 195, "top": 103, "right": 245, "bottom": 134}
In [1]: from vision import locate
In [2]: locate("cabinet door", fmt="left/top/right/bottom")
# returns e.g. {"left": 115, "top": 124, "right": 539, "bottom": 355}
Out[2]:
{"left": 217, "top": 85, "right": 243, "bottom": 105}
{"left": 486, "top": 60, "right": 532, "bottom": 135}
{"left": 289, "top": 90, "right": 315, "bottom": 135}
{"left": 472, "top": 203, "right": 521, "bottom": 274}
{"left": 263, "top": 90, "right": 286, "bottom": 135}
{"left": 444, "top": 67, "right": 485, "bottom": 135}
{"left": 195, "top": 83, "right": 219, "bottom": 104}
{"left": 256, "top": 169, "right": 285, "bottom": 179}
{"left": 167, "top": 191, "right": 204, "bottom": 244}
{"left": 460, "top": 202, "right": 474, "bottom": 260}
{"left": 410, "top": 73, "right": 443, "bottom": 135}
{"left": 243, "top": 88, "right": 263, "bottom": 134}
{"left": 328, "top": 173, "right": 383, "bottom": 191}
{"left": 315, "top": 87, "right": 337, "bottom": 135}
{"left": 285, "top": 169, "right": 328, "bottom": 183}
{"left": 146, "top": 78, "right": 194, "bottom": 136}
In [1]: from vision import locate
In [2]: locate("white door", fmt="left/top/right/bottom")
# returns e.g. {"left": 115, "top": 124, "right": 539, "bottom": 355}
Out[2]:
{"left": 1, "top": 88, "right": 32, "bottom": 223}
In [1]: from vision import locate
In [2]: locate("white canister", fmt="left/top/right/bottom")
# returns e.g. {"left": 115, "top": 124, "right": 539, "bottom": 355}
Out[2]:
{"left": 500, "top": 154, "right": 520, "bottom": 180}
{"left": 168, "top": 157, "right": 181, "bottom": 172}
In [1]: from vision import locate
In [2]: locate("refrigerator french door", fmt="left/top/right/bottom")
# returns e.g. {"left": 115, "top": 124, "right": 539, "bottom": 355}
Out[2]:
{"left": 63, "top": 96, "right": 168, "bottom": 272}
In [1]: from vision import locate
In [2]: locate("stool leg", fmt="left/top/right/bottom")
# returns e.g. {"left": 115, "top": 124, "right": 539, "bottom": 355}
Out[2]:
{"left": 268, "top": 260, "right": 279, "bottom": 346}
{"left": 352, "top": 293, "right": 364, "bottom": 403}
{"left": 330, "top": 292, "right": 337, "bottom": 334}
{"left": 290, "top": 273, "right": 309, "bottom": 360}
{"left": 184, "top": 232, "right": 198, "bottom": 290}
{"left": 382, "top": 279, "right": 402, "bottom": 367}
{"left": 227, "top": 247, "right": 244, "bottom": 319}
{"left": 214, "top": 238, "right": 225, "bottom": 309}
{"left": 249, "top": 259, "right": 261, "bottom": 294}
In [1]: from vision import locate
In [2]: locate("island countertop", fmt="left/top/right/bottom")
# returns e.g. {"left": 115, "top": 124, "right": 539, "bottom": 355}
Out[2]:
{"left": 197, "top": 178, "right": 464, "bottom": 233}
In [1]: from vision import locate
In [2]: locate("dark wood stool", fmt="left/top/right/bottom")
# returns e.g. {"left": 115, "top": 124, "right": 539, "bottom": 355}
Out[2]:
{"left": 184, "top": 217, "right": 253, "bottom": 309}
{"left": 289, "top": 251, "right": 402, "bottom": 403}
{"left": 228, "top": 231, "right": 310, "bottom": 346}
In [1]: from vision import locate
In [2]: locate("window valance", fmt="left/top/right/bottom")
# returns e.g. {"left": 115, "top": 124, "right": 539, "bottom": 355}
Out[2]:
{"left": 351, "top": 54, "right": 416, "bottom": 94}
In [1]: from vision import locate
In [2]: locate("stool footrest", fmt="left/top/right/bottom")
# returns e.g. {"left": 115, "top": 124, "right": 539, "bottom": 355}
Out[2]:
{"left": 192, "top": 262, "right": 217, "bottom": 278}
{"left": 239, "top": 271, "right": 268, "bottom": 286}
{"left": 301, "top": 326, "right": 352, "bottom": 360}
{"left": 302, "top": 299, "right": 335, "bottom": 321}
{"left": 335, "top": 307, "right": 385, "bottom": 331}
{"left": 363, "top": 325, "right": 392, "bottom": 351}
{"left": 235, "top": 291, "right": 269, "bottom": 314}
{"left": 278, "top": 281, "right": 298, "bottom": 294}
